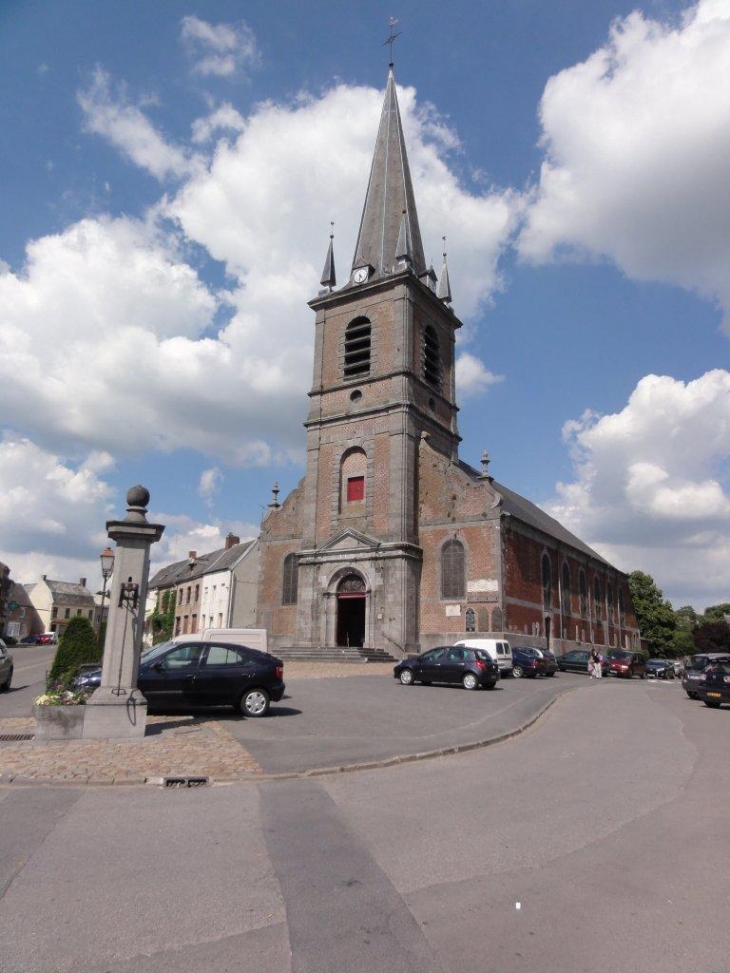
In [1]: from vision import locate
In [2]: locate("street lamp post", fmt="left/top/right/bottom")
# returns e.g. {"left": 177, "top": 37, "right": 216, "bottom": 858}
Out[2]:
{"left": 98, "top": 547, "right": 115, "bottom": 651}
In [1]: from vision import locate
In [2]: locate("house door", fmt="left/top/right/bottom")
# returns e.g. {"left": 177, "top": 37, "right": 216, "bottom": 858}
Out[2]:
{"left": 336, "top": 574, "right": 366, "bottom": 647}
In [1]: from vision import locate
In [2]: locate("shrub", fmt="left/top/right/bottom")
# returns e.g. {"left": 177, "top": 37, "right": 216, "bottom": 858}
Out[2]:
{"left": 47, "top": 616, "right": 101, "bottom": 687}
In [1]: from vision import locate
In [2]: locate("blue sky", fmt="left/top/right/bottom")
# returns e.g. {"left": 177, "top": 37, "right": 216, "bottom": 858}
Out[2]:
{"left": 1, "top": 0, "right": 729, "bottom": 611}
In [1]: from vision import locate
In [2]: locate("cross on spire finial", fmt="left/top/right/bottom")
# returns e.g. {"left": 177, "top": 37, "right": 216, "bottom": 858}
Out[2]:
{"left": 383, "top": 17, "right": 401, "bottom": 66}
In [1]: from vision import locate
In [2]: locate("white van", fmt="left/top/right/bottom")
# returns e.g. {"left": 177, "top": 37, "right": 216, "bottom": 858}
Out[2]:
{"left": 454, "top": 638, "right": 513, "bottom": 676}
{"left": 167, "top": 628, "right": 269, "bottom": 654}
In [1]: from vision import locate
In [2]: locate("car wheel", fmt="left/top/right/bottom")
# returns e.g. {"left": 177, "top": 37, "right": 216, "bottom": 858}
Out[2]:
{"left": 239, "top": 688, "right": 270, "bottom": 717}
{"left": 0, "top": 668, "right": 12, "bottom": 691}
{"left": 545, "top": 671, "right": 556, "bottom": 677}
{"left": 627, "top": 669, "right": 634, "bottom": 679}
{"left": 462, "top": 672, "right": 479, "bottom": 690}
{"left": 687, "top": 691, "right": 699, "bottom": 699}
{"left": 485, "top": 679, "right": 498, "bottom": 690}
{"left": 399, "top": 669, "right": 414, "bottom": 686}
{"left": 512, "top": 664, "right": 524, "bottom": 679}
{"left": 704, "top": 699, "right": 721, "bottom": 708}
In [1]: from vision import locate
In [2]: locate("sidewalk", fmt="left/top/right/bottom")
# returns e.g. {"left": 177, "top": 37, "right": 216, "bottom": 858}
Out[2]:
{"left": 0, "top": 662, "right": 393, "bottom": 786}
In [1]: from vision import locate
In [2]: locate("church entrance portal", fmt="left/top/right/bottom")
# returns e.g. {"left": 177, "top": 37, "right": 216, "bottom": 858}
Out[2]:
{"left": 336, "top": 574, "right": 366, "bottom": 647}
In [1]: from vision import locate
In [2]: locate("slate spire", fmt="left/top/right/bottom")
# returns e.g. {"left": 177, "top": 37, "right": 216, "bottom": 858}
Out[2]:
{"left": 351, "top": 66, "right": 426, "bottom": 280}
{"left": 437, "top": 238, "right": 452, "bottom": 304}
{"left": 319, "top": 224, "right": 336, "bottom": 293}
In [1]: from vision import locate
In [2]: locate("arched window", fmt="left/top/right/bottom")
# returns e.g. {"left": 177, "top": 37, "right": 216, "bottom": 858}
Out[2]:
{"left": 423, "top": 325, "right": 441, "bottom": 390}
{"left": 340, "top": 447, "right": 367, "bottom": 509}
{"left": 344, "top": 317, "right": 371, "bottom": 378}
{"left": 607, "top": 585, "right": 615, "bottom": 625}
{"left": 465, "top": 607, "right": 476, "bottom": 632}
{"left": 561, "top": 563, "right": 571, "bottom": 616}
{"left": 618, "top": 588, "right": 625, "bottom": 626}
{"left": 282, "top": 553, "right": 298, "bottom": 605}
{"left": 579, "top": 570, "right": 588, "bottom": 618}
{"left": 594, "top": 577, "right": 602, "bottom": 622}
{"left": 441, "top": 539, "right": 465, "bottom": 599}
{"left": 542, "top": 554, "right": 552, "bottom": 611}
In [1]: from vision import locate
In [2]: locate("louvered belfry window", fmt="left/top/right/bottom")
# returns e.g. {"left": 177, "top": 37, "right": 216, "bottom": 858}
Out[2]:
{"left": 344, "top": 317, "right": 371, "bottom": 378}
{"left": 423, "top": 325, "right": 441, "bottom": 389}
{"left": 441, "top": 539, "right": 465, "bottom": 599}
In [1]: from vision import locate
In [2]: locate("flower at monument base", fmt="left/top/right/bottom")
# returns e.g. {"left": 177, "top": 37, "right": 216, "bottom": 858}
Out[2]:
{"left": 34, "top": 684, "right": 89, "bottom": 706}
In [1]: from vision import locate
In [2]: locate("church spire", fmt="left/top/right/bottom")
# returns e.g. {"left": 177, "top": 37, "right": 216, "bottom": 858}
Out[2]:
{"left": 319, "top": 223, "right": 336, "bottom": 293}
{"left": 351, "top": 66, "right": 426, "bottom": 281}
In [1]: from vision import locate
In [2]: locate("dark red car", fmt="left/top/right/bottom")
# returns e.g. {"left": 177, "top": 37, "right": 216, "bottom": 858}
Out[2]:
{"left": 37, "top": 633, "right": 57, "bottom": 645}
{"left": 606, "top": 650, "right": 646, "bottom": 679}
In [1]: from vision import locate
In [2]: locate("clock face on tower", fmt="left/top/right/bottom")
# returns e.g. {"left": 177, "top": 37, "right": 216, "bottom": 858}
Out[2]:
{"left": 353, "top": 266, "right": 370, "bottom": 284}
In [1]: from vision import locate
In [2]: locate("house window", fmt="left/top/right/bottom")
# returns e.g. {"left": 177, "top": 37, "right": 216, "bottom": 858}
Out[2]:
{"left": 579, "top": 570, "right": 588, "bottom": 618}
{"left": 186, "top": 587, "right": 191, "bottom": 605}
{"left": 619, "top": 588, "right": 625, "bottom": 626}
{"left": 594, "top": 578, "right": 602, "bottom": 622}
{"left": 423, "top": 325, "right": 441, "bottom": 390}
{"left": 194, "top": 585, "right": 199, "bottom": 602}
{"left": 465, "top": 607, "right": 476, "bottom": 632}
{"left": 344, "top": 317, "right": 371, "bottom": 378}
{"left": 88, "top": 610, "right": 93, "bottom": 620}
{"left": 441, "top": 539, "right": 465, "bottom": 599}
{"left": 64, "top": 608, "right": 70, "bottom": 619}
{"left": 282, "top": 553, "right": 298, "bottom": 605}
{"left": 51, "top": 607, "right": 58, "bottom": 619}
{"left": 608, "top": 585, "right": 615, "bottom": 624}
{"left": 347, "top": 476, "right": 365, "bottom": 502}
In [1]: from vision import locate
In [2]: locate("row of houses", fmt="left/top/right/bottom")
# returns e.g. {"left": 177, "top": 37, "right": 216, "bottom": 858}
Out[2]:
{"left": 1, "top": 572, "right": 97, "bottom": 641}
{"left": 144, "top": 533, "right": 259, "bottom": 642}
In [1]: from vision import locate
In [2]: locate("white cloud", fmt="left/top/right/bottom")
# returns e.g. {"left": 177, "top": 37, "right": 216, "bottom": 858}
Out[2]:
{"left": 519, "top": 0, "right": 730, "bottom": 326}
{"left": 544, "top": 370, "right": 730, "bottom": 609}
{"left": 456, "top": 352, "right": 504, "bottom": 396}
{"left": 149, "top": 513, "right": 259, "bottom": 576}
{"left": 180, "top": 16, "right": 260, "bottom": 78}
{"left": 198, "top": 467, "right": 223, "bottom": 505}
{"left": 0, "top": 436, "right": 115, "bottom": 582}
{"left": 78, "top": 68, "right": 198, "bottom": 181}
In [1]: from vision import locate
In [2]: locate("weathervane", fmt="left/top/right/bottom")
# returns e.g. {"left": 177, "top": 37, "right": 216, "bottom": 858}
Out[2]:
{"left": 383, "top": 17, "right": 401, "bottom": 65}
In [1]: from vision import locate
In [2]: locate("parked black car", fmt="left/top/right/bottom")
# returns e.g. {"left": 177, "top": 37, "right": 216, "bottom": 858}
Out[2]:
{"left": 511, "top": 646, "right": 549, "bottom": 678}
{"left": 644, "top": 658, "right": 675, "bottom": 679}
{"left": 512, "top": 646, "right": 558, "bottom": 678}
{"left": 682, "top": 653, "right": 730, "bottom": 699}
{"left": 556, "top": 649, "right": 610, "bottom": 676}
{"left": 696, "top": 659, "right": 730, "bottom": 708}
{"left": 73, "top": 639, "right": 285, "bottom": 716}
{"left": 394, "top": 645, "right": 500, "bottom": 690}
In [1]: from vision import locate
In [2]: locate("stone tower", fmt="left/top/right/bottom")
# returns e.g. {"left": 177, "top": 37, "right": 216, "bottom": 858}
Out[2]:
{"left": 257, "top": 66, "right": 462, "bottom": 655}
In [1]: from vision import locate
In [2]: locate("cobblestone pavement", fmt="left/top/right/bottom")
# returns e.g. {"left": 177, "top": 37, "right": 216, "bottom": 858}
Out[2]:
{"left": 0, "top": 663, "right": 393, "bottom": 786}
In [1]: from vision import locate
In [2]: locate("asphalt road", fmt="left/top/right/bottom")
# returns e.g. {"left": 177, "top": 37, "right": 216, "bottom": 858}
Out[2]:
{"left": 0, "top": 644, "right": 55, "bottom": 716}
{"left": 1, "top": 676, "right": 727, "bottom": 973}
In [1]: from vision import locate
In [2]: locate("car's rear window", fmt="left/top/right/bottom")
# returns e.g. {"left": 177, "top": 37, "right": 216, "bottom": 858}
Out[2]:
{"left": 474, "top": 650, "right": 492, "bottom": 662}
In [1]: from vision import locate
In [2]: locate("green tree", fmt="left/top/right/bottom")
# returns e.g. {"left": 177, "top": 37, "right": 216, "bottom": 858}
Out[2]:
{"left": 148, "top": 589, "right": 176, "bottom": 644}
{"left": 48, "top": 616, "right": 101, "bottom": 686}
{"left": 702, "top": 603, "right": 730, "bottom": 623}
{"left": 671, "top": 629, "right": 695, "bottom": 659}
{"left": 674, "top": 605, "right": 699, "bottom": 632}
{"left": 628, "top": 571, "right": 677, "bottom": 656}
{"left": 693, "top": 620, "right": 730, "bottom": 653}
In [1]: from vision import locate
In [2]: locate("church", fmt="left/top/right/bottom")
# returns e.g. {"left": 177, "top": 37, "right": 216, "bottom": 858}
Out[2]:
{"left": 256, "top": 65, "right": 640, "bottom": 659}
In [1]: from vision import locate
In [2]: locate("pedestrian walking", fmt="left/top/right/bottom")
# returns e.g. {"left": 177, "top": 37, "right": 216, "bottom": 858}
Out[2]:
{"left": 590, "top": 648, "right": 602, "bottom": 679}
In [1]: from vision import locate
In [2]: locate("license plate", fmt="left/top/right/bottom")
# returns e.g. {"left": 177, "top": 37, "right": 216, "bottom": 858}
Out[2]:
{"left": 707, "top": 691, "right": 722, "bottom": 698}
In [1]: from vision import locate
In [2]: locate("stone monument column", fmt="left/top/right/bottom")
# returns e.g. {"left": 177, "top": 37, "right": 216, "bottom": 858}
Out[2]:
{"left": 82, "top": 485, "right": 165, "bottom": 740}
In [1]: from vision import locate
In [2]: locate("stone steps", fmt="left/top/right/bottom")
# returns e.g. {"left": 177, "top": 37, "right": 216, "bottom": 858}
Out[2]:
{"left": 272, "top": 646, "right": 397, "bottom": 664}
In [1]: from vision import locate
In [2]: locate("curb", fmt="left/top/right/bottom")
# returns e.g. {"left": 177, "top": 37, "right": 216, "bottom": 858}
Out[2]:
{"left": 0, "top": 692, "right": 562, "bottom": 788}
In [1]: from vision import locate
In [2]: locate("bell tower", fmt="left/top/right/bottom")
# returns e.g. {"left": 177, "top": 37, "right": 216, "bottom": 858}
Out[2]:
{"left": 283, "top": 65, "right": 463, "bottom": 654}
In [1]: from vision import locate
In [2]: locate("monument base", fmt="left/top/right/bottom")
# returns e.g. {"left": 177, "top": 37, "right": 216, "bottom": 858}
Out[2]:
{"left": 82, "top": 687, "right": 148, "bottom": 740}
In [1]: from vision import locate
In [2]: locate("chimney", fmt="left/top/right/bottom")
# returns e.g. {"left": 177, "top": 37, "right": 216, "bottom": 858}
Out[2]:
{"left": 42, "top": 574, "right": 47, "bottom": 581}
{"left": 188, "top": 551, "right": 197, "bottom": 561}
{"left": 80, "top": 578, "right": 86, "bottom": 588}
{"left": 225, "top": 533, "right": 240, "bottom": 551}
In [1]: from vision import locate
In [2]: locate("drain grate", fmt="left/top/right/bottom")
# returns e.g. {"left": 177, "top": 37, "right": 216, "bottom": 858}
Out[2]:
{"left": 0, "top": 733, "right": 35, "bottom": 742}
{"left": 163, "top": 776, "right": 210, "bottom": 788}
